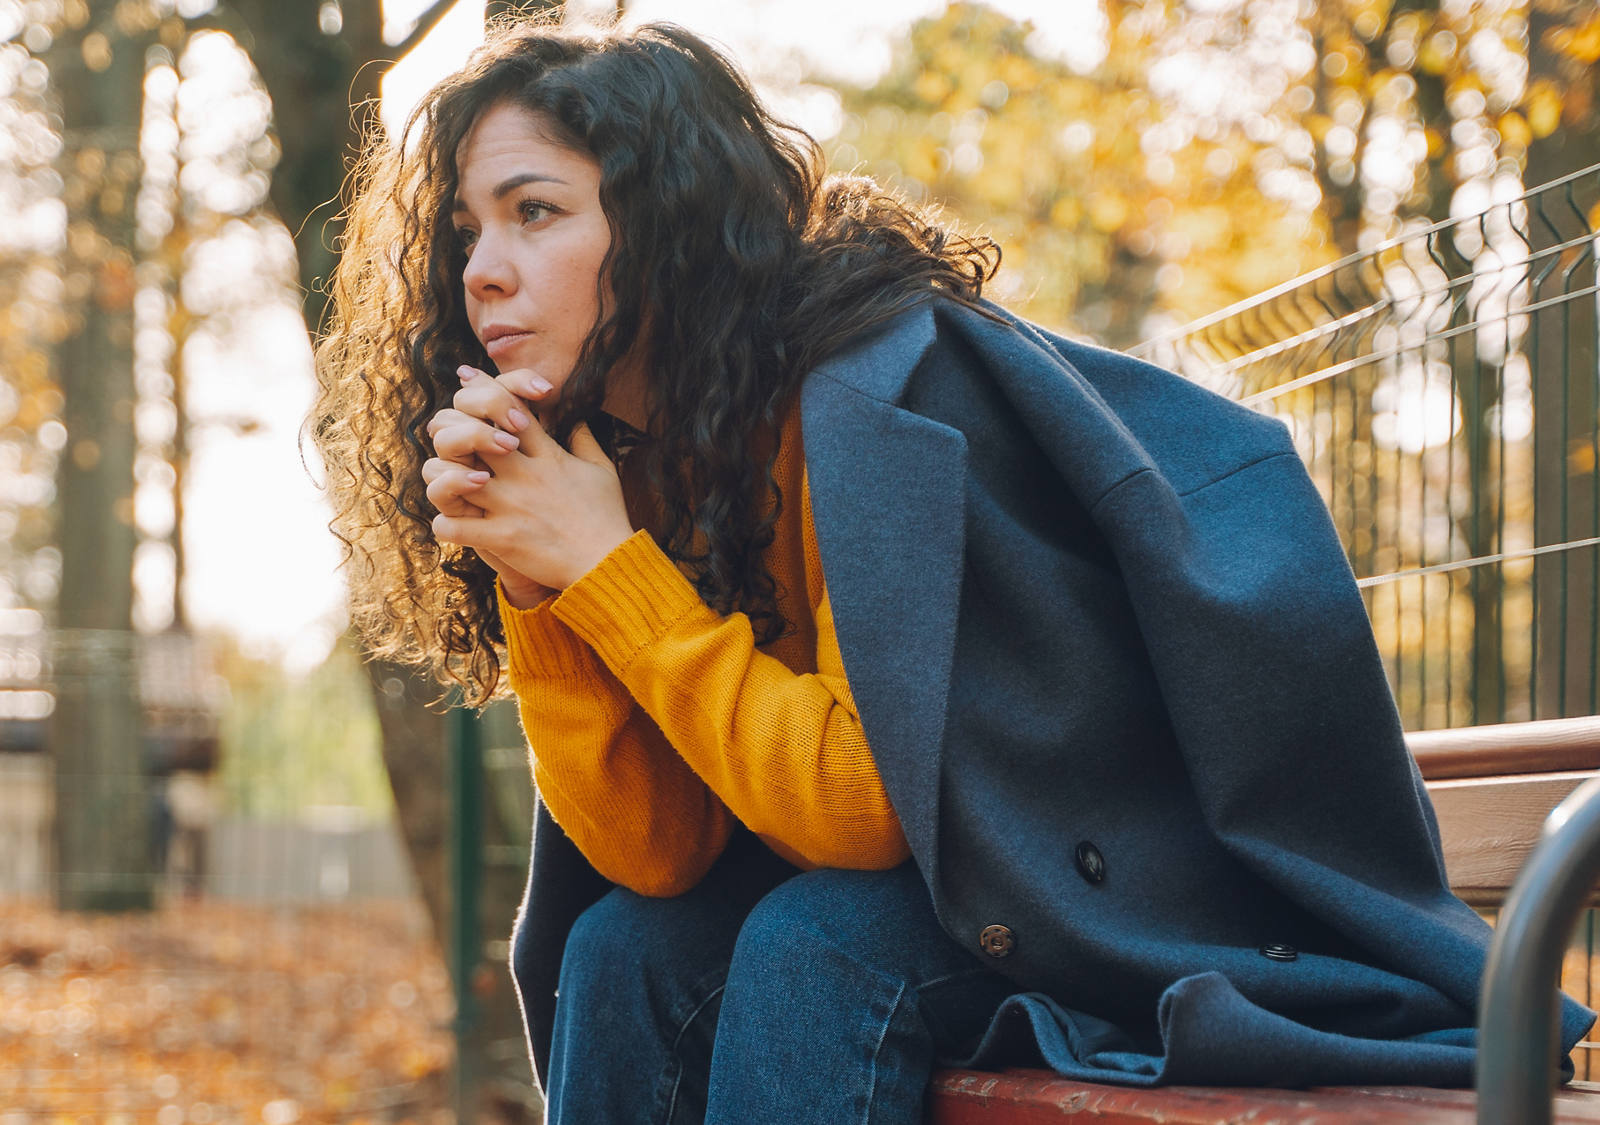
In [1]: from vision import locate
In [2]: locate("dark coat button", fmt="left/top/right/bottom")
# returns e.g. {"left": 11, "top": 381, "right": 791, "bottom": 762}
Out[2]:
{"left": 1074, "top": 841, "right": 1106, "bottom": 885}
{"left": 979, "top": 924, "right": 1015, "bottom": 958}
{"left": 1261, "top": 943, "right": 1298, "bottom": 962}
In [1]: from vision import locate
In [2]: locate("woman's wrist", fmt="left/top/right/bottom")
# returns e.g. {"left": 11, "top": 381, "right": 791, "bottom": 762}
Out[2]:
{"left": 499, "top": 573, "right": 556, "bottom": 610}
{"left": 557, "top": 524, "right": 639, "bottom": 591}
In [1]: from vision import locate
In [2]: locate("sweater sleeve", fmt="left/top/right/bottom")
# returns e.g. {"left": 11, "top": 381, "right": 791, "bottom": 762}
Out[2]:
{"left": 546, "top": 514, "right": 911, "bottom": 873}
{"left": 498, "top": 586, "right": 736, "bottom": 897}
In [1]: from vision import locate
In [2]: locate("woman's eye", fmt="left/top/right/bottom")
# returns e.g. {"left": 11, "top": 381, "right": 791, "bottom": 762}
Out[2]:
{"left": 518, "top": 200, "right": 554, "bottom": 225}
{"left": 455, "top": 226, "right": 478, "bottom": 251}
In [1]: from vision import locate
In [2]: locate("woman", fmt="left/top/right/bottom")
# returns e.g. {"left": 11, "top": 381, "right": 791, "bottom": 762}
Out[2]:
{"left": 313, "top": 18, "right": 1592, "bottom": 1125}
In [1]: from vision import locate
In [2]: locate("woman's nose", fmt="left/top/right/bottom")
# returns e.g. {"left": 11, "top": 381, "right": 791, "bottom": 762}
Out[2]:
{"left": 462, "top": 232, "right": 515, "bottom": 299}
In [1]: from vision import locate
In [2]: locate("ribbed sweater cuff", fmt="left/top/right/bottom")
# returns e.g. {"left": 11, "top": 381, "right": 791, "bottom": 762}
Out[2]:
{"left": 552, "top": 529, "right": 705, "bottom": 674}
{"left": 497, "top": 579, "right": 601, "bottom": 684}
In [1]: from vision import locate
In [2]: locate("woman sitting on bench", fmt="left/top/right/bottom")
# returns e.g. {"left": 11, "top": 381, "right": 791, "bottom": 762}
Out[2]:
{"left": 311, "top": 17, "right": 1594, "bottom": 1124}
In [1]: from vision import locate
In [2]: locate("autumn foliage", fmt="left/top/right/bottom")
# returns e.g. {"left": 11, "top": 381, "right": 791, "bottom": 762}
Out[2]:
{"left": 0, "top": 897, "right": 455, "bottom": 1124}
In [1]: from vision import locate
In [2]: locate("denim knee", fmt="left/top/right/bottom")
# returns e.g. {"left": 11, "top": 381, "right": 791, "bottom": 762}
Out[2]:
{"left": 742, "top": 864, "right": 936, "bottom": 956}
{"left": 560, "top": 887, "right": 677, "bottom": 999}
{"left": 706, "top": 866, "right": 969, "bottom": 1125}
{"left": 723, "top": 866, "right": 916, "bottom": 994}
{"left": 721, "top": 862, "right": 1011, "bottom": 1036}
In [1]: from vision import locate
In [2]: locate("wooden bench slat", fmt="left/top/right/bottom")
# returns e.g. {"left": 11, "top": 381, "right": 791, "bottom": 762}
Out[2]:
{"left": 1410, "top": 717, "right": 1600, "bottom": 780}
{"left": 929, "top": 1070, "right": 1600, "bottom": 1124}
{"left": 1429, "top": 770, "right": 1596, "bottom": 901}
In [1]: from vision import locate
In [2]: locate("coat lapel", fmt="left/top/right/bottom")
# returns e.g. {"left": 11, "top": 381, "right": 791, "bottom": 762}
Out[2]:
{"left": 799, "top": 304, "right": 964, "bottom": 875}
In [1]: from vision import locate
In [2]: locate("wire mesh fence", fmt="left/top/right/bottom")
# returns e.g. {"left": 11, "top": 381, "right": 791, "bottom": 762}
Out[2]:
{"left": 1135, "top": 163, "right": 1600, "bottom": 731}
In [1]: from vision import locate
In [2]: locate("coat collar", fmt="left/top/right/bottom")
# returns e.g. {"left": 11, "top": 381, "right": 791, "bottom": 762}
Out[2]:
{"left": 798, "top": 300, "right": 961, "bottom": 875}
{"left": 804, "top": 300, "right": 938, "bottom": 405}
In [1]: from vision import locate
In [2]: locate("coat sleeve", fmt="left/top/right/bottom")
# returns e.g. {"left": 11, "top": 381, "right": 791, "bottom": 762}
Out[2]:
{"left": 1089, "top": 450, "right": 1450, "bottom": 897}
{"left": 1086, "top": 444, "right": 1533, "bottom": 1012}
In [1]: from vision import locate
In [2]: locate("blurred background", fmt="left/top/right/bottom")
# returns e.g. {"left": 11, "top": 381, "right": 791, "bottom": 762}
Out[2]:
{"left": 2, "top": 0, "right": 1598, "bottom": 1121}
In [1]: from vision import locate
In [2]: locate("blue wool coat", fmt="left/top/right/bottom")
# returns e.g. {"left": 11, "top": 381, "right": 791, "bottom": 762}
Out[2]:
{"left": 509, "top": 298, "right": 1595, "bottom": 1090}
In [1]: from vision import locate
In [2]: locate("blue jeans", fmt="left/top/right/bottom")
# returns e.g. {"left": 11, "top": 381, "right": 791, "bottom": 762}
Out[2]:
{"left": 545, "top": 831, "right": 1015, "bottom": 1124}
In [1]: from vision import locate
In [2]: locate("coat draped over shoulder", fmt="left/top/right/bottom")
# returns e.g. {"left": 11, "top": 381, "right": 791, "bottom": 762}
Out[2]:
{"left": 510, "top": 298, "right": 1595, "bottom": 1090}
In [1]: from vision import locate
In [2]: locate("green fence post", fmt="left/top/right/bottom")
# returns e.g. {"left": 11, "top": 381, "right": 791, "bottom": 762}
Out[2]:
{"left": 449, "top": 697, "right": 484, "bottom": 1122}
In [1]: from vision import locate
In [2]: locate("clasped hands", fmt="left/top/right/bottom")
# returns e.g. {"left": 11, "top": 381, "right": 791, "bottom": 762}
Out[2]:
{"left": 423, "top": 364, "right": 636, "bottom": 609}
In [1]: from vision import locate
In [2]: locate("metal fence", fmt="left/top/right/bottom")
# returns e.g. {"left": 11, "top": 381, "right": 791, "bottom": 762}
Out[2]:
{"left": 1135, "top": 163, "right": 1600, "bottom": 731}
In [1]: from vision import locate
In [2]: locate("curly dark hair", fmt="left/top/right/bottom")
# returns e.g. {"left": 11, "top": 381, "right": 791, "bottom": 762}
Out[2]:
{"left": 312, "top": 17, "right": 1000, "bottom": 705}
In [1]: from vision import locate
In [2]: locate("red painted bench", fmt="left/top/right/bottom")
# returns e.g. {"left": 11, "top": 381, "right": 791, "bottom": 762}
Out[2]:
{"left": 927, "top": 717, "right": 1600, "bottom": 1124}
{"left": 929, "top": 1069, "right": 1600, "bottom": 1123}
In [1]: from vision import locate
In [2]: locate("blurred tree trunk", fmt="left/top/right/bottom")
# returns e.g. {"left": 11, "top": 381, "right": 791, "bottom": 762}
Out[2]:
{"left": 1399, "top": 0, "right": 1453, "bottom": 229}
{"left": 1383, "top": 0, "right": 1506, "bottom": 724}
{"left": 1525, "top": 0, "right": 1600, "bottom": 719}
{"left": 232, "top": 2, "right": 562, "bottom": 1118}
{"left": 46, "top": 1, "right": 155, "bottom": 912}
{"left": 362, "top": 651, "right": 451, "bottom": 939}
{"left": 229, "top": 0, "right": 386, "bottom": 333}
{"left": 1308, "top": 8, "right": 1367, "bottom": 261}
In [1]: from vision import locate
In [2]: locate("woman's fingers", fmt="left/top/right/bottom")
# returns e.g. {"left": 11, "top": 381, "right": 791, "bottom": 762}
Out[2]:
{"left": 423, "top": 458, "right": 491, "bottom": 517}
{"left": 454, "top": 366, "right": 532, "bottom": 434}
{"left": 431, "top": 512, "right": 473, "bottom": 548}
{"left": 425, "top": 406, "right": 474, "bottom": 441}
{"left": 431, "top": 416, "right": 521, "bottom": 463}
{"left": 454, "top": 364, "right": 554, "bottom": 434}
{"left": 485, "top": 366, "right": 554, "bottom": 403}
{"left": 510, "top": 406, "right": 563, "bottom": 457}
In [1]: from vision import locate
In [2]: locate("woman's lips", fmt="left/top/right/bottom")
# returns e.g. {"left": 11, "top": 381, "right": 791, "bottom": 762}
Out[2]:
{"left": 485, "top": 330, "right": 533, "bottom": 361}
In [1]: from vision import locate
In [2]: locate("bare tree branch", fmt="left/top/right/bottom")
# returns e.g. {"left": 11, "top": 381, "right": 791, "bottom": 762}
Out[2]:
{"left": 389, "top": 0, "right": 458, "bottom": 55}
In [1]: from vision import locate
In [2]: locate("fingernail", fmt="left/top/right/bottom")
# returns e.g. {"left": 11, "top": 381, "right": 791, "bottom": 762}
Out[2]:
{"left": 468, "top": 470, "right": 490, "bottom": 484}
{"left": 457, "top": 365, "right": 478, "bottom": 381}
{"left": 508, "top": 408, "right": 530, "bottom": 431}
{"left": 493, "top": 430, "right": 520, "bottom": 450}
{"left": 528, "top": 375, "right": 553, "bottom": 393}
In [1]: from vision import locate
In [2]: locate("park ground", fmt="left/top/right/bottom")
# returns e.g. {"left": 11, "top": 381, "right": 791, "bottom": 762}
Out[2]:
{"left": 0, "top": 897, "right": 456, "bottom": 1125}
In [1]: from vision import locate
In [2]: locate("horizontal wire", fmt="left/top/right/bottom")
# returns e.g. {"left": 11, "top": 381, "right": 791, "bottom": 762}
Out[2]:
{"left": 1239, "top": 279, "right": 1600, "bottom": 406}
{"left": 1356, "top": 536, "right": 1600, "bottom": 588}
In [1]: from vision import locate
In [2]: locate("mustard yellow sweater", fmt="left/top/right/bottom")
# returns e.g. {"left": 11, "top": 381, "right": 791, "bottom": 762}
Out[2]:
{"left": 497, "top": 407, "right": 911, "bottom": 896}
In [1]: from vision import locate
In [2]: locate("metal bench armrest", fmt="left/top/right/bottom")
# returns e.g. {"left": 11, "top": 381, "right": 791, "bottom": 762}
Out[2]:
{"left": 1478, "top": 774, "right": 1600, "bottom": 1125}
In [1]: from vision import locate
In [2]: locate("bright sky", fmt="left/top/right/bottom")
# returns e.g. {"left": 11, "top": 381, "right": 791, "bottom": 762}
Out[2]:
{"left": 190, "top": 0, "right": 1104, "bottom": 672}
{"left": 381, "top": 0, "right": 1106, "bottom": 137}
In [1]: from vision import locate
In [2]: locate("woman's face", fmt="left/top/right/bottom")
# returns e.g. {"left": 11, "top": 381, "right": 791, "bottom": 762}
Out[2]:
{"left": 452, "top": 101, "right": 615, "bottom": 408}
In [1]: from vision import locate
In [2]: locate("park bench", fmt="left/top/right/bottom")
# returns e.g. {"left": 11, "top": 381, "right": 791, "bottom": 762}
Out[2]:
{"left": 927, "top": 715, "right": 1600, "bottom": 1124}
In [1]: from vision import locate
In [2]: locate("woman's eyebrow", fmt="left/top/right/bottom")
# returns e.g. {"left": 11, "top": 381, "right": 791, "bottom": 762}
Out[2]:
{"left": 453, "top": 172, "right": 569, "bottom": 212}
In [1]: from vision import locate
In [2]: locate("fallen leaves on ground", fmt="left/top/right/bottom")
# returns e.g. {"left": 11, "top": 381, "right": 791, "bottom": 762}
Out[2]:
{"left": 0, "top": 896, "right": 456, "bottom": 1124}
